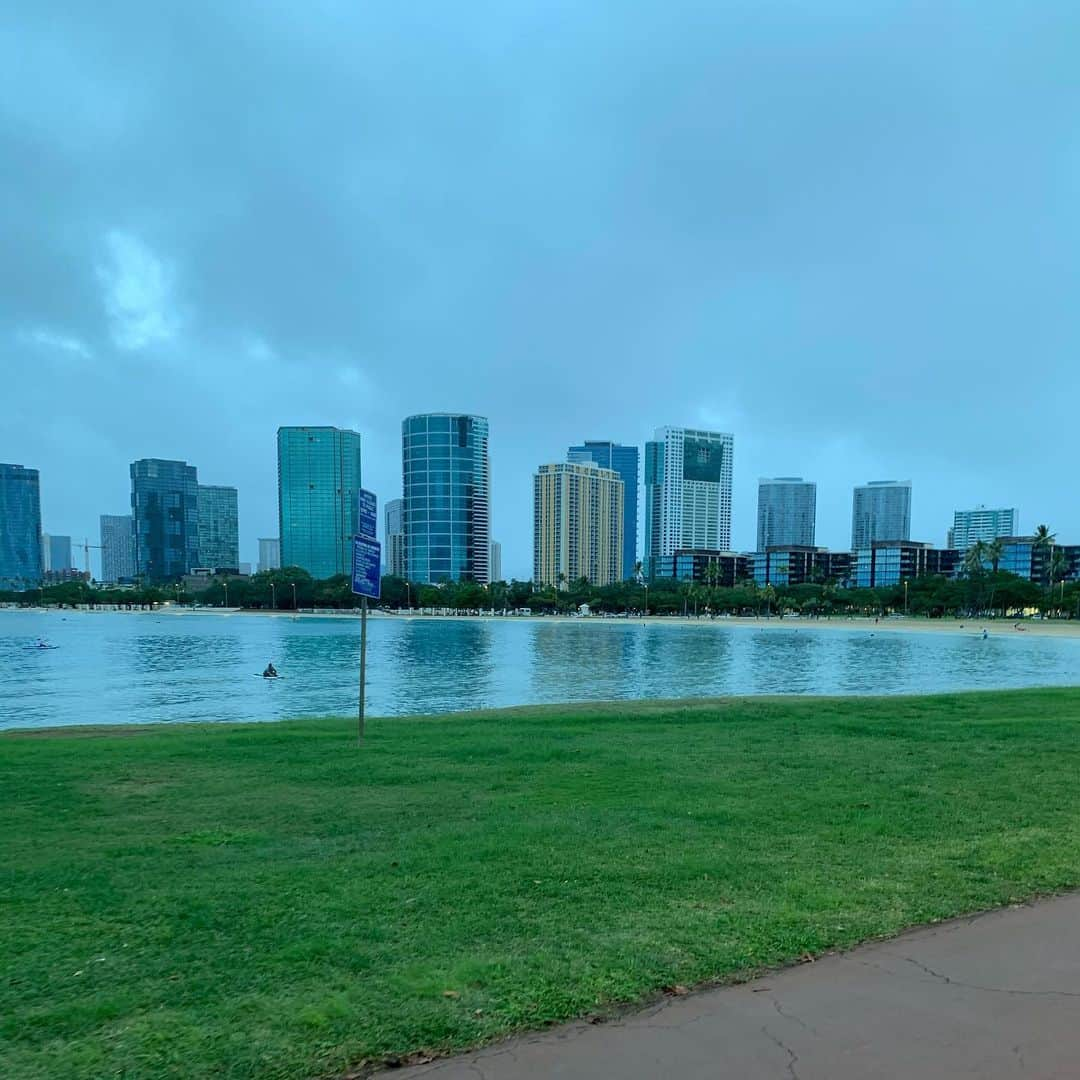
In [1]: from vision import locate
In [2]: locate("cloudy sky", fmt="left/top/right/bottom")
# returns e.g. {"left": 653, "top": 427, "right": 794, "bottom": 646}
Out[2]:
{"left": 4, "top": 2, "right": 1079, "bottom": 579}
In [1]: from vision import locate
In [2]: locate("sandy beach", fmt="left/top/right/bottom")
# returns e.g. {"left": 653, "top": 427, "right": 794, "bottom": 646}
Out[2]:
{"left": 8, "top": 605, "right": 1080, "bottom": 640}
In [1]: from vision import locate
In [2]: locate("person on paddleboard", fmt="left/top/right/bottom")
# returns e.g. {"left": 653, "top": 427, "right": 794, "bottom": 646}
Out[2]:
{"left": 263, "top": 662, "right": 278, "bottom": 678}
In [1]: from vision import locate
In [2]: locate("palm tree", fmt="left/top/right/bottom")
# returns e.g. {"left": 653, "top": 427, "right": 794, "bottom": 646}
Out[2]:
{"left": 963, "top": 540, "right": 988, "bottom": 578}
{"left": 702, "top": 559, "right": 721, "bottom": 590}
{"left": 985, "top": 538, "right": 1004, "bottom": 575}
{"left": 1033, "top": 524, "right": 1056, "bottom": 589}
{"left": 1049, "top": 550, "right": 1068, "bottom": 613}
{"left": 762, "top": 583, "right": 777, "bottom": 618}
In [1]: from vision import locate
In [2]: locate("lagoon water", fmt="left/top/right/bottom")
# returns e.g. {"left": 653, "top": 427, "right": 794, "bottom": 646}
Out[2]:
{"left": 1, "top": 609, "right": 1079, "bottom": 730}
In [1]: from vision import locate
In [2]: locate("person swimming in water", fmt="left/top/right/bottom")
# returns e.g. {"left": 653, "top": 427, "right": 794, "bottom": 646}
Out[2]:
{"left": 262, "top": 662, "right": 278, "bottom": 678}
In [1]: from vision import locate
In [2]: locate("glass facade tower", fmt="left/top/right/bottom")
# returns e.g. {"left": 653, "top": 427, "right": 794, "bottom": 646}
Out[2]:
{"left": 0, "top": 463, "right": 42, "bottom": 589}
{"left": 384, "top": 497, "right": 406, "bottom": 578}
{"left": 756, "top": 478, "right": 816, "bottom": 550}
{"left": 130, "top": 459, "right": 200, "bottom": 582}
{"left": 277, "top": 426, "right": 362, "bottom": 580}
{"left": 402, "top": 414, "right": 490, "bottom": 584}
{"left": 851, "top": 480, "right": 912, "bottom": 549}
{"left": 41, "top": 534, "right": 73, "bottom": 573}
{"left": 100, "top": 514, "right": 136, "bottom": 583}
{"left": 257, "top": 537, "right": 281, "bottom": 573}
{"left": 568, "top": 440, "right": 639, "bottom": 580}
{"left": 196, "top": 485, "right": 240, "bottom": 571}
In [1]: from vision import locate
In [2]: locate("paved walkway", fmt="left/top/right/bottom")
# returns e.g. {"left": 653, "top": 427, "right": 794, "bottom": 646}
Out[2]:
{"left": 377, "top": 893, "right": 1080, "bottom": 1079}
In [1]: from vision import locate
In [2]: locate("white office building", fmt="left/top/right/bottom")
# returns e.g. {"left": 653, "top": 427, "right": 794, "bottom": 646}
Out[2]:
{"left": 645, "top": 427, "right": 733, "bottom": 572}
{"left": 947, "top": 506, "right": 1019, "bottom": 550}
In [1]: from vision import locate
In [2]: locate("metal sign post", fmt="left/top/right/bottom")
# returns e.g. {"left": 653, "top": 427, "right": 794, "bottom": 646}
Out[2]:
{"left": 351, "top": 492, "right": 381, "bottom": 745}
{"left": 358, "top": 596, "right": 368, "bottom": 742}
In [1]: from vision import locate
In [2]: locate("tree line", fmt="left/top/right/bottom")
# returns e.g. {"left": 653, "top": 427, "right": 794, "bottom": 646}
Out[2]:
{"left": 3, "top": 563, "right": 1079, "bottom": 619}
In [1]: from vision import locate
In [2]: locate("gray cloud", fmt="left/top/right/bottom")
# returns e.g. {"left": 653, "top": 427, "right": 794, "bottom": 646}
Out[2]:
{"left": 3, "top": 1, "right": 1080, "bottom": 576}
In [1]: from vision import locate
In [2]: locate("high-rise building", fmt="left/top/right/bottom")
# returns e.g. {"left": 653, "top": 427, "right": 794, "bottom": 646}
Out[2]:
{"left": 644, "top": 427, "right": 733, "bottom": 574}
{"left": 533, "top": 461, "right": 623, "bottom": 588}
{"left": 277, "top": 426, "right": 362, "bottom": 579}
{"left": 851, "top": 480, "right": 911, "bottom": 549}
{"left": 947, "top": 506, "right": 1019, "bottom": 550}
{"left": 130, "top": 459, "right": 200, "bottom": 582}
{"left": 196, "top": 485, "right": 239, "bottom": 571}
{"left": 40, "top": 533, "right": 73, "bottom": 573}
{"left": 384, "top": 498, "right": 406, "bottom": 578}
{"left": 567, "top": 441, "right": 639, "bottom": 580}
{"left": 756, "top": 478, "right": 816, "bottom": 550}
{"left": 402, "top": 414, "right": 491, "bottom": 584}
{"left": 100, "top": 515, "right": 136, "bottom": 583}
{"left": 490, "top": 540, "right": 502, "bottom": 583}
{"left": 0, "top": 463, "right": 42, "bottom": 589}
{"left": 257, "top": 538, "right": 281, "bottom": 573}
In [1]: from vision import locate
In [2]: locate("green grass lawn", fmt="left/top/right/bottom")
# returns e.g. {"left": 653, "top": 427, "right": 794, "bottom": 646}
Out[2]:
{"left": 3, "top": 690, "right": 1080, "bottom": 1079}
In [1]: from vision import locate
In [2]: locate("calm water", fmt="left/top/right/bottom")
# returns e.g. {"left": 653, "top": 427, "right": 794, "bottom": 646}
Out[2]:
{"left": 1, "top": 609, "right": 1078, "bottom": 730}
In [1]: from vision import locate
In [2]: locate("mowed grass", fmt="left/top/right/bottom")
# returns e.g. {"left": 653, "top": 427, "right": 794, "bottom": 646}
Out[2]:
{"left": 3, "top": 690, "right": 1080, "bottom": 1079}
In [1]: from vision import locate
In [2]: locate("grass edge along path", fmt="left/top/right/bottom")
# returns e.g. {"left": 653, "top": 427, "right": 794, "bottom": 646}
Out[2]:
{"left": 3, "top": 689, "right": 1080, "bottom": 1079}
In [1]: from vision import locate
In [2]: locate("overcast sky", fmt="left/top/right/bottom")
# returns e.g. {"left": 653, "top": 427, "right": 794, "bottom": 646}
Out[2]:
{"left": 4, "top": 2, "right": 1079, "bottom": 579}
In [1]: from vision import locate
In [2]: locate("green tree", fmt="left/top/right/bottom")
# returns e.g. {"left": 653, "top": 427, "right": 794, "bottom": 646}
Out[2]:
{"left": 1033, "top": 524, "right": 1056, "bottom": 589}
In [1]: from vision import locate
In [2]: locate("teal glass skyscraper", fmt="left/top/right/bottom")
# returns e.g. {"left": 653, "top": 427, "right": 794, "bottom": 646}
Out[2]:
{"left": 277, "top": 426, "right": 362, "bottom": 579}
{"left": 130, "top": 458, "right": 199, "bottom": 582}
{"left": 0, "top": 463, "right": 42, "bottom": 589}
{"left": 402, "top": 414, "right": 490, "bottom": 584}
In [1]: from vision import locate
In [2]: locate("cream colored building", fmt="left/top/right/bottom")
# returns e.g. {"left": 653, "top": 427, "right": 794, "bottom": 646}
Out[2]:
{"left": 533, "top": 462, "right": 624, "bottom": 588}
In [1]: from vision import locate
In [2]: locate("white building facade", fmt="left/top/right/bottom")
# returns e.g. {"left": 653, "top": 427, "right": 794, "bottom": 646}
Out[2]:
{"left": 644, "top": 427, "right": 733, "bottom": 573}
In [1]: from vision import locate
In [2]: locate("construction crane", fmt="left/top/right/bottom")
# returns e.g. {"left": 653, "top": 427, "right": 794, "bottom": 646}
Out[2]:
{"left": 81, "top": 537, "right": 102, "bottom": 580}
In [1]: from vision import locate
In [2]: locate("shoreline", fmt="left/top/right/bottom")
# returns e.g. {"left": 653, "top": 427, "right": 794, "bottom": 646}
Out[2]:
{"left": 5, "top": 604, "right": 1080, "bottom": 639}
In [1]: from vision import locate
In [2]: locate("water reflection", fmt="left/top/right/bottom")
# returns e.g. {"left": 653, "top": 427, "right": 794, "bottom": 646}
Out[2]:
{"left": 1, "top": 611, "right": 1079, "bottom": 731}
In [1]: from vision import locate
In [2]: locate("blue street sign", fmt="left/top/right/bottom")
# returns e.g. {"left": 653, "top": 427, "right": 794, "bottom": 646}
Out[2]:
{"left": 351, "top": 535, "right": 382, "bottom": 598}
{"left": 358, "top": 489, "right": 377, "bottom": 540}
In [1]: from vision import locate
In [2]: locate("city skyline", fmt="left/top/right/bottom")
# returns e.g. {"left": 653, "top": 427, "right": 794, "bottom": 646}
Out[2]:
{"left": 3, "top": 421, "right": 1074, "bottom": 583}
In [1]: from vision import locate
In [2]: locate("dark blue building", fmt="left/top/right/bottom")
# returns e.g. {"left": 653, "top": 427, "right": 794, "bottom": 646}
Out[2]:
{"left": 568, "top": 440, "right": 639, "bottom": 580}
{"left": 130, "top": 458, "right": 200, "bottom": 582}
{"left": 0, "top": 463, "right": 42, "bottom": 590}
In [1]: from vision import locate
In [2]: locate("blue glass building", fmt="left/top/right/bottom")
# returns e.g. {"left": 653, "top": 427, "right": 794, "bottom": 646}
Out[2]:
{"left": 100, "top": 514, "right": 136, "bottom": 583}
{"left": 568, "top": 440, "right": 639, "bottom": 580}
{"left": 130, "top": 458, "right": 200, "bottom": 582}
{"left": 277, "top": 427, "right": 362, "bottom": 580}
{"left": 41, "top": 534, "right": 73, "bottom": 573}
{"left": 402, "top": 414, "right": 490, "bottom": 584}
{"left": 0, "top": 463, "right": 43, "bottom": 589}
{"left": 197, "top": 485, "right": 240, "bottom": 571}
{"left": 756, "top": 478, "right": 816, "bottom": 550}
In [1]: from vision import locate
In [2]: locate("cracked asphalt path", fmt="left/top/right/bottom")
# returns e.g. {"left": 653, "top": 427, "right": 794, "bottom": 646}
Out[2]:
{"left": 374, "top": 893, "right": 1080, "bottom": 1079}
